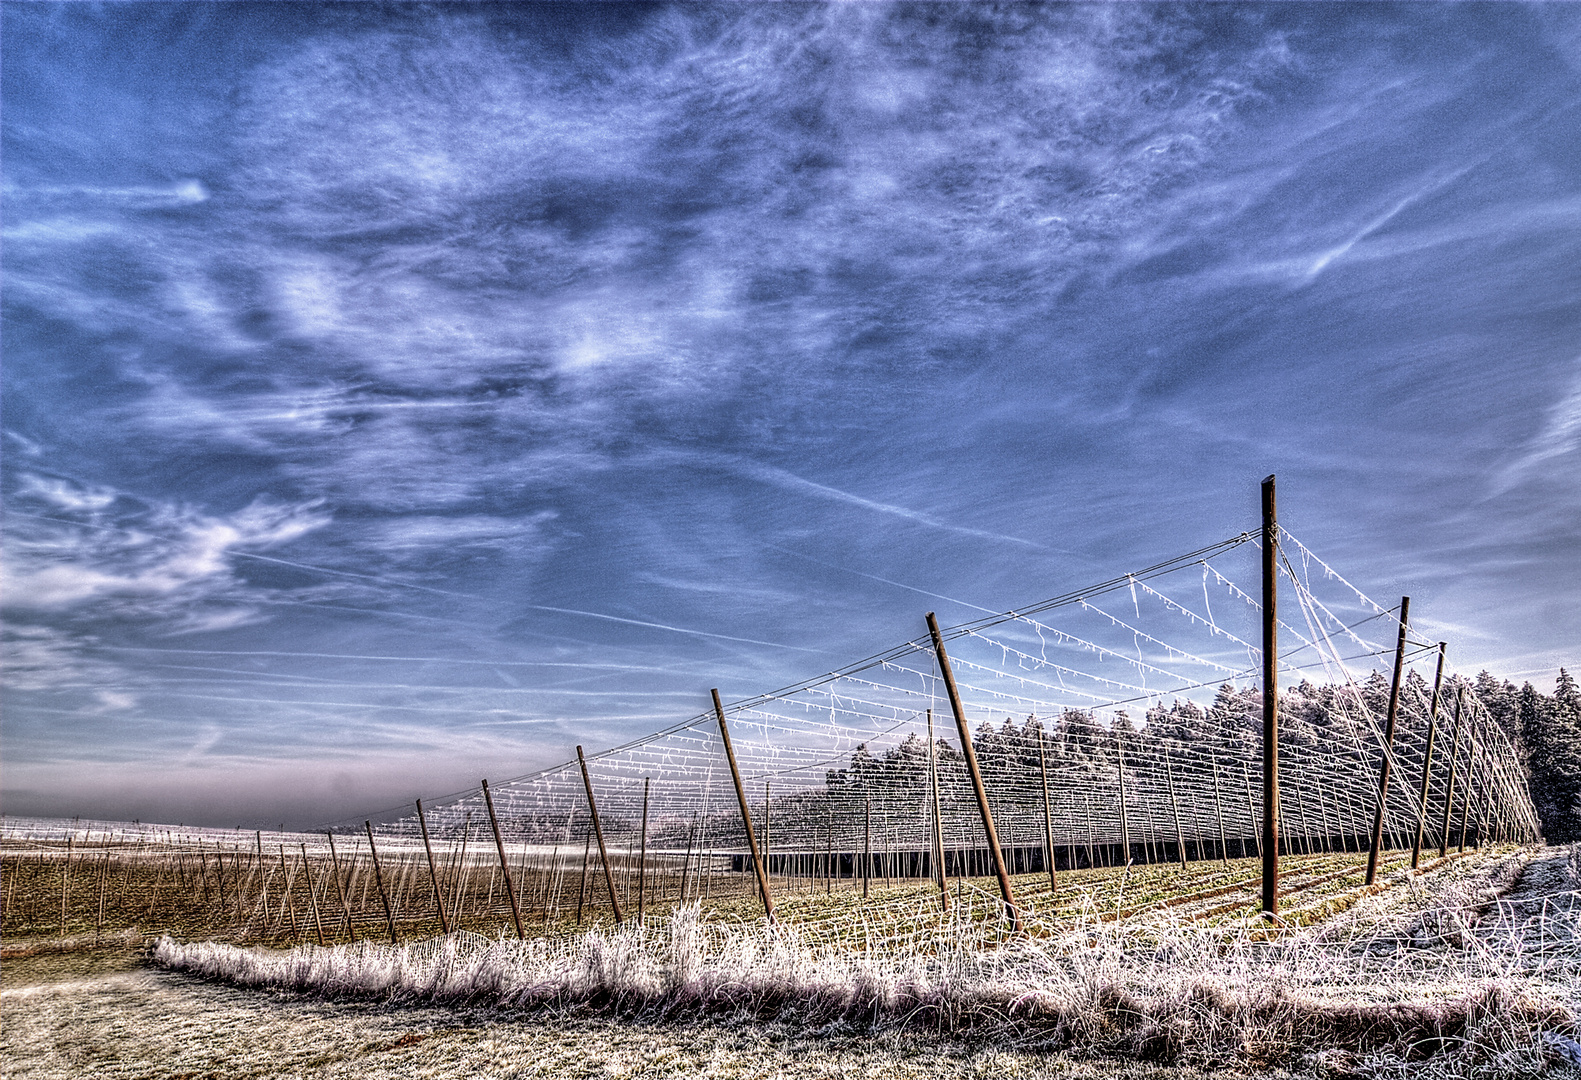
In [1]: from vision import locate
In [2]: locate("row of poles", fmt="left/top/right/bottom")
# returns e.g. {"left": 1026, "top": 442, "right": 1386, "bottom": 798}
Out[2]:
{"left": 8, "top": 479, "right": 1536, "bottom": 942}
{"left": 474, "top": 476, "right": 1532, "bottom": 934}
{"left": 350, "top": 476, "right": 1535, "bottom": 936}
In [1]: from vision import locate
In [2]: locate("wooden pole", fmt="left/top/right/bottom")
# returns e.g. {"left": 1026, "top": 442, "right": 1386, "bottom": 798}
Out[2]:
{"left": 1411, "top": 643, "right": 1448, "bottom": 869}
{"left": 710, "top": 689, "right": 775, "bottom": 922}
{"left": 364, "top": 823, "right": 397, "bottom": 944}
{"left": 414, "top": 799, "right": 450, "bottom": 935}
{"left": 1261, "top": 473, "right": 1280, "bottom": 915}
{"left": 1365, "top": 596, "right": 1411, "bottom": 885}
{"left": 927, "top": 709, "right": 950, "bottom": 909}
{"left": 325, "top": 833, "right": 357, "bottom": 941}
{"left": 1212, "top": 757, "right": 1229, "bottom": 865}
{"left": 480, "top": 780, "right": 525, "bottom": 939}
{"left": 576, "top": 746, "right": 624, "bottom": 925}
{"left": 278, "top": 846, "right": 299, "bottom": 939}
{"left": 299, "top": 845, "right": 326, "bottom": 946}
{"left": 1166, "top": 750, "right": 1188, "bottom": 869}
{"left": 926, "top": 612, "right": 1019, "bottom": 930}
{"left": 1244, "top": 764, "right": 1260, "bottom": 859}
{"left": 576, "top": 828, "right": 591, "bottom": 925}
{"left": 863, "top": 797, "right": 872, "bottom": 899}
{"left": 679, "top": 815, "right": 696, "bottom": 903}
{"left": 1039, "top": 728, "right": 1057, "bottom": 891}
{"left": 256, "top": 831, "right": 270, "bottom": 924}
{"left": 638, "top": 778, "right": 651, "bottom": 923}
{"left": 825, "top": 800, "right": 833, "bottom": 895}
{"left": 1115, "top": 728, "right": 1131, "bottom": 866}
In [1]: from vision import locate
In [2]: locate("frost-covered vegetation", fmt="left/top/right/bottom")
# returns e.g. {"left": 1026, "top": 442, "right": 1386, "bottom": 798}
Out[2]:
{"left": 152, "top": 846, "right": 1581, "bottom": 1077}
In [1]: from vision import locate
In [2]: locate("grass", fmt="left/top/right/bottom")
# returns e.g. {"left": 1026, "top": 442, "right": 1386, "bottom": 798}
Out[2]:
{"left": 145, "top": 845, "right": 1580, "bottom": 1076}
{"left": 7, "top": 841, "right": 1577, "bottom": 1076}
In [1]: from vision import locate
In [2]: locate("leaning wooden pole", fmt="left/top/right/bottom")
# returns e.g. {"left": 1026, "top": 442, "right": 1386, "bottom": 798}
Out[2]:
{"left": 927, "top": 708, "right": 950, "bottom": 909}
{"left": 324, "top": 832, "right": 357, "bottom": 941}
{"left": 710, "top": 690, "right": 775, "bottom": 922}
{"left": 926, "top": 612, "right": 1019, "bottom": 930}
{"left": 415, "top": 799, "right": 451, "bottom": 935}
{"left": 299, "top": 845, "right": 326, "bottom": 946}
{"left": 1365, "top": 596, "right": 1411, "bottom": 886}
{"left": 576, "top": 746, "right": 624, "bottom": 925}
{"left": 1411, "top": 643, "right": 1448, "bottom": 869}
{"left": 364, "top": 821, "right": 397, "bottom": 944}
{"left": 480, "top": 780, "right": 525, "bottom": 939}
{"left": 1261, "top": 473, "right": 1280, "bottom": 916}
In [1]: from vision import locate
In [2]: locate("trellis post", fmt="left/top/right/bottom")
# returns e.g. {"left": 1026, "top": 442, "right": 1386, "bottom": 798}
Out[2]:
{"left": 1411, "top": 643, "right": 1448, "bottom": 869}
{"left": 1365, "top": 596, "right": 1411, "bottom": 885}
{"left": 576, "top": 746, "right": 624, "bottom": 925}
{"left": 710, "top": 689, "right": 775, "bottom": 922}
{"left": 1261, "top": 473, "right": 1280, "bottom": 915}
{"left": 926, "top": 612, "right": 1020, "bottom": 930}
{"left": 481, "top": 780, "right": 525, "bottom": 939}
{"left": 299, "top": 845, "right": 326, "bottom": 946}
{"left": 1243, "top": 764, "right": 1260, "bottom": 859}
{"left": 638, "top": 778, "right": 651, "bottom": 923}
{"left": 325, "top": 832, "right": 357, "bottom": 941}
{"left": 364, "top": 821, "right": 397, "bottom": 944}
{"left": 1039, "top": 728, "right": 1057, "bottom": 890}
{"left": 863, "top": 797, "right": 872, "bottom": 899}
{"left": 415, "top": 799, "right": 451, "bottom": 935}
{"left": 1212, "top": 757, "right": 1229, "bottom": 865}
{"left": 1116, "top": 728, "right": 1131, "bottom": 865}
{"left": 928, "top": 709, "right": 951, "bottom": 909}
{"left": 1166, "top": 749, "right": 1188, "bottom": 869}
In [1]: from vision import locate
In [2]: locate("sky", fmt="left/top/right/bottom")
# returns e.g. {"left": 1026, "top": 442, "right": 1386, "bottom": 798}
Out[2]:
{"left": 3, "top": 3, "right": 1579, "bottom": 829}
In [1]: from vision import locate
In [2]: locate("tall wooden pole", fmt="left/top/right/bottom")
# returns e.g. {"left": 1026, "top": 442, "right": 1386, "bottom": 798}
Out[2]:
{"left": 927, "top": 709, "right": 950, "bottom": 909}
{"left": 1166, "top": 750, "right": 1188, "bottom": 869}
{"left": 1039, "top": 729, "right": 1057, "bottom": 891}
{"left": 324, "top": 832, "right": 356, "bottom": 941}
{"left": 480, "top": 780, "right": 525, "bottom": 939}
{"left": 710, "top": 690, "right": 775, "bottom": 922}
{"left": 926, "top": 612, "right": 1019, "bottom": 930}
{"left": 1411, "top": 643, "right": 1448, "bottom": 869}
{"left": 1212, "top": 757, "right": 1229, "bottom": 865}
{"left": 1244, "top": 764, "right": 1260, "bottom": 859}
{"left": 576, "top": 746, "right": 624, "bottom": 925}
{"left": 415, "top": 799, "right": 450, "bottom": 935}
{"left": 1452, "top": 728, "right": 1473, "bottom": 853}
{"left": 1365, "top": 596, "right": 1411, "bottom": 885}
{"left": 638, "top": 778, "right": 651, "bottom": 923}
{"left": 364, "top": 822, "right": 397, "bottom": 944}
{"left": 862, "top": 797, "right": 872, "bottom": 899}
{"left": 1261, "top": 474, "right": 1280, "bottom": 915}
{"left": 1115, "top": 729, "right": 1131, "bottom": 866}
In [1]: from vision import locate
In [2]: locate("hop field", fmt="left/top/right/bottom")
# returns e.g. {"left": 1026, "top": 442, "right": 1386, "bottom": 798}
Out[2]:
{"left": 7, "top": 842, "right": 1578, "bottom": 1078}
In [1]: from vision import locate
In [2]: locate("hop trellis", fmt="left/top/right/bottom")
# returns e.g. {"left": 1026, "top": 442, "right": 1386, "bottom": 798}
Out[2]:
{"left": 341, "top": 527, "right": 1538, "bottom": 928}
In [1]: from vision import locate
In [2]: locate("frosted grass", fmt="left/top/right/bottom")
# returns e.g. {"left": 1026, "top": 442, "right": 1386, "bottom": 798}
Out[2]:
{"left": 154, "top": 848, "right": 1581, "bottom": 1075}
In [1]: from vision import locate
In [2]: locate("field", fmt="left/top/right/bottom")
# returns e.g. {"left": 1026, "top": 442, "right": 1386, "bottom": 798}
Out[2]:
{"left": 4, "top": 839, "right": 1579, "bottom": 1078}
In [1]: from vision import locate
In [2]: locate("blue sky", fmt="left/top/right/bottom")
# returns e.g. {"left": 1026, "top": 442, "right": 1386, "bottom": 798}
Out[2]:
{"left": 3, "top": 4, "right": 1578, "bottom": 827}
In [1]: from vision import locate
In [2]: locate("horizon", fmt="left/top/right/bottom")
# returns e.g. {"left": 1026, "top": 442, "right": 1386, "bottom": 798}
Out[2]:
{"left": 4, "top": 4, "right": 1579, "bottom": 829}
